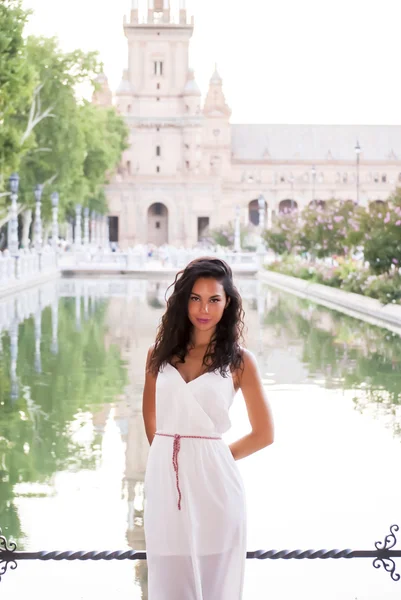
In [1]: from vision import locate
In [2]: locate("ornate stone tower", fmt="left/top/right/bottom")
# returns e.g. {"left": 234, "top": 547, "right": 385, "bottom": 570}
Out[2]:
{"left": 202, "top": 66, "right": 232, "bottom": 176}
{"left": 110, "top": 0, "right": 203, "bottom": 247}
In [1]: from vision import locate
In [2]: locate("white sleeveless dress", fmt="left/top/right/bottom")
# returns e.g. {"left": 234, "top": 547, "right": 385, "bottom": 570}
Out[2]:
{"left": 144, "top": 362, "right": 247, "bottom": 600}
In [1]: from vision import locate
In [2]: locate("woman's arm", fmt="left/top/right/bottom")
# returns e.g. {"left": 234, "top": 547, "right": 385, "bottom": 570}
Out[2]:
{"left": 229, "top": 349, "right": 274, "bottom": 460}
{"left": 142, "top": 345, "right": 157, "bottom": 445}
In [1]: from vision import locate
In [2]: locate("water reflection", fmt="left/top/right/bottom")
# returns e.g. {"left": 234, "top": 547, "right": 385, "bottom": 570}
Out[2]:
{"left": 0, "top": 278, "right": 400, "bottom": 599}
{"left": 0, "top": 282, "right": 128, "bottom": 546}
{"left": 263, "top": 291, "right": 401, "bottom": 437}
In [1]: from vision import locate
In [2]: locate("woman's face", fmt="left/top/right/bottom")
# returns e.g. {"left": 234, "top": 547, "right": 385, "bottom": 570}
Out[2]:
{"left": 187, "top": 277, "right": 228, "bottom": 332}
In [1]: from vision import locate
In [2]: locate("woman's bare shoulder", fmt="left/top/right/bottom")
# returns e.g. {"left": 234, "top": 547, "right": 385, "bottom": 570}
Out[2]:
{"left": 145, "top": 343, "right": 157, "bottom": 374}
{"left": 231, "top": 346, "right": 256, "bottom": 389}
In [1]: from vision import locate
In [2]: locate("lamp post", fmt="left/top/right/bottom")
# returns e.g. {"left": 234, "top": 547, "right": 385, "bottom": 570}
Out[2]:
{"left": 34, "top": 184, "right": 43, "bottom": 252}
{"left": 234, "top": 205, "right": 241, "bottom": 252}
{"left": 51, "top": 192, "right": 59, "bottom": 250}
{"left": 96, "top": 213, "right": 101, "bottom": 248}
{"left": 102, "top": 215, "right": 108, "bottom": 249}
{"left": 8, "top": 173, "right": 19, "bottom": 256}
{"left": 83, "top": 208, "right": 90, "bottom": 246}
{"left": 105, "top": 216, "right": 110, "bottom": 249}
{"left": 288, "top": 174, "right": 295, "bottom": 212}
{"left": 311, "top": 165, "right": 317, "bottom": 204}
{"left": 355, "top": 140, "right": 361, "bottom": 204}
{"left": 91, "top": 211, "right": 97, "bottom": 246}
{"left": 75, "top": 204, "right": 82, "bottom": 247}
{"left": 258, "top": 194, "right": 266, "bottom": 229}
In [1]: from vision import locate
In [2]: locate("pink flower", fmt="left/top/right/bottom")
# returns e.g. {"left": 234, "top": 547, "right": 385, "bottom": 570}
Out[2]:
{"left": 396, "top": 220, "right": 401, "bottom": 226}
{"left": 384, "top": 212, "right": 391, "bottom": 223}
{"left": 392, "top": 259, "right": 399, "bottom": 264}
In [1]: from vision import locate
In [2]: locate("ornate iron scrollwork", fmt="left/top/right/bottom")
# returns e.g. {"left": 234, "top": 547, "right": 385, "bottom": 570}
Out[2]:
{"left": 373, "top": 524, "right": 400, "bottom": 582}
{"left": 0, "top": 524, "right": 399, "bottom": 583}
{"left": 0, "top": 529, "right": 17, "bottom": 582}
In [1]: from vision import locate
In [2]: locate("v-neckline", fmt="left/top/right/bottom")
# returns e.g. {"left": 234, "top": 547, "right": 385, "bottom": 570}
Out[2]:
{"left": 167, "top": 361, "right": 211, "bottom": 386}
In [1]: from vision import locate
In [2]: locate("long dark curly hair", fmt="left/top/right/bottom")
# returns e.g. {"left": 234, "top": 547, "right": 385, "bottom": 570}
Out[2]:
{"left": 149, "top": 257, "right": 245, "bottom": 377}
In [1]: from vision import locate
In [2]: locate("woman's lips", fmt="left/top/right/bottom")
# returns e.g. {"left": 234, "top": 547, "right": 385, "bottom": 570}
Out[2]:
{"left": 196, "top": 318, "right": 211, "bottom": 324}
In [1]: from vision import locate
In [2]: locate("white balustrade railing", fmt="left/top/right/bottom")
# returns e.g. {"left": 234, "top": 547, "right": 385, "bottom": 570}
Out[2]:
{"left": 0, "top": 245, "right": 59, "bottom": 293}
{"left": 0, "top": 242, "right": 268, "bottom": 293}
{"left": 58, "top": 245, "right": 267, "bottom": 273}
{"left": 0, "top": 250, "right": 16, "bottom": 285}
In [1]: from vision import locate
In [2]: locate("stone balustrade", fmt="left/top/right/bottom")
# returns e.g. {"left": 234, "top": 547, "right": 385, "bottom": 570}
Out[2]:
{"left": 0, "top": 246, "right": 59, "bottom": 296}
{"left": 0, "top": 244, "right": 269, "bottom": 297}
{"left": 58, "top": 246, "right": 267, "bottom": 274}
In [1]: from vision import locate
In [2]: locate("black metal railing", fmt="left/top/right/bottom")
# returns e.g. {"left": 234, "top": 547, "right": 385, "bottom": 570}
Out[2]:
{"left": 1, "top": 524, "right": 400, "bottom": 583}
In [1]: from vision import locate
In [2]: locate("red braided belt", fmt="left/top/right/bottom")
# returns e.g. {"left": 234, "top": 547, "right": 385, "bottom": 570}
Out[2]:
{"left": 154, "top": 432, "right": 222, "bottom": 510}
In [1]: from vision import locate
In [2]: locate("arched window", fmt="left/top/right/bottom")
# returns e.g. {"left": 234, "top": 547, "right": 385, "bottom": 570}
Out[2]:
{"left": 248, "top": 198, "right": 267, "bottom": 226}
{"left": 382, "top": 174, "right": 387, "bottom": 183}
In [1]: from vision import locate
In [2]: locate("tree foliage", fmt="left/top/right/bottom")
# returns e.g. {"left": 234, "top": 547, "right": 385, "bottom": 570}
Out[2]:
{"left": 0, "top": 3, "right": 129, "bottom": 225}
{"left": 0, "top": 0, "right": 35, "bottom": 177}
{"left": 262, "top": 209, "right": 300, "bottom": 255}
{"left": 299, "top": 199, "right": 365, "bottom": 258}
{"left": 361, "top": 193, "right": 401, "bottom": 274}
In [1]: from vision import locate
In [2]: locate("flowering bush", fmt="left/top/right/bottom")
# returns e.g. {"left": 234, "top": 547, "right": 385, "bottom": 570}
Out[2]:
{"left": 268, "top": 256, "right": 401, "bottom": 305}
{"left": 207, "top": 221, "right": 253, "bottom": 249}
{"left": 299, "top": 199, "right": 365, "bottom": 258}
{"left": 262, "top": 209, "right": 301, "bottom": 255}
{"left": 361, "top": 194, "right": 401, "bottom": 274}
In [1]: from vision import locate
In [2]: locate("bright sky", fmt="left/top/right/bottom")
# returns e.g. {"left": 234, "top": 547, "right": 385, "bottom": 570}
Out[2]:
{"left": 22, "top": 0, "right": 401, "bottom": 125}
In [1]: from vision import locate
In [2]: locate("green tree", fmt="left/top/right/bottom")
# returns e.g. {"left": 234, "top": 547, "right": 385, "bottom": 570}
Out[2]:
{"left": 0, "top": 0, "right": 35, "bottom": 189}
{"left": 1, "top": 29, "right": 128, "bottom": 240}
{"left": 17, "top": 36, "right": 103, "bottom": 221}
{"left": 361, "top": 193, "right": 401, "bottom": 274}
{"left": 77, "top": 101, "right": 129, "bottom": 215}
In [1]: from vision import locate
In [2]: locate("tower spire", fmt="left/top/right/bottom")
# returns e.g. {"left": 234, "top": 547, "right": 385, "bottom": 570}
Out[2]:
{"left": 204, "top": 67, "right": 231, "bottom": 117}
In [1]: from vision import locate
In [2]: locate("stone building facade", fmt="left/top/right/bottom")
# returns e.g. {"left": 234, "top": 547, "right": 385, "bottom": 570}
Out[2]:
{"left": 94, "top": 0, "right": 401, "bottom": 248}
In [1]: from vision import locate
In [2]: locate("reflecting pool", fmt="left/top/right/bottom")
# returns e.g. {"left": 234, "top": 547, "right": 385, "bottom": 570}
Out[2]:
{"left": 0, "top": 278, "right": 400, "bottom": 599}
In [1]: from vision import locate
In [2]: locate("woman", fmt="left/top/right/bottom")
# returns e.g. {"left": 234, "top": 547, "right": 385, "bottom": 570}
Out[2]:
{"left": 142, "top": 257, "right": 274, "bottom": 600}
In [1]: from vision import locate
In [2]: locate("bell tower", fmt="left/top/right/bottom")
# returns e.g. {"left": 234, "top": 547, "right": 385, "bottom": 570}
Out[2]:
{"left": 119, "top": 0, "right": 194, "bottom": 119}
{"left": 115, "top": 0, "right": 201, "bottom": 180}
